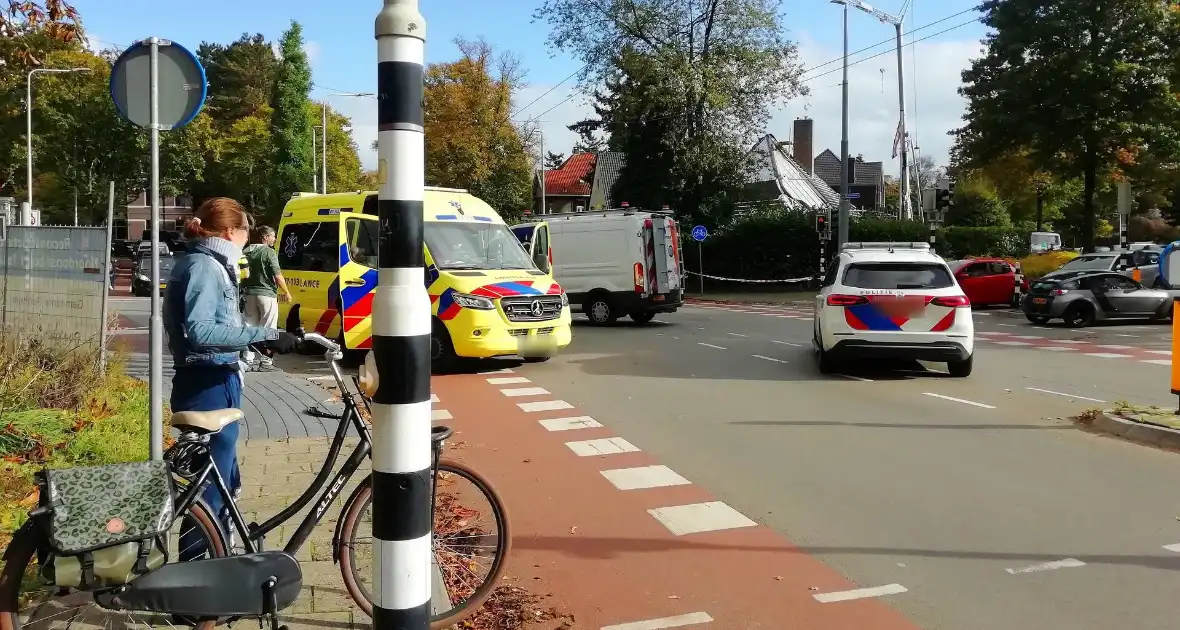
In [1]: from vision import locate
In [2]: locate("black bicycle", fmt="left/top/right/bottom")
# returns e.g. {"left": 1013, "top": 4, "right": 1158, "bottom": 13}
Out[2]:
{"left": 0, "top": 331, "right": 509, "bottom": 630}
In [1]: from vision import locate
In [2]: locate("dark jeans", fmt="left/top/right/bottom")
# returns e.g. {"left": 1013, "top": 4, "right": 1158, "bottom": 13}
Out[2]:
{"left": 173, "top": 365, "right": 243, "bottom": 561}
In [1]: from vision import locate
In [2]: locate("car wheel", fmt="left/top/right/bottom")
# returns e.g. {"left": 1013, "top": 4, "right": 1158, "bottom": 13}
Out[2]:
{"left": 1062, "top": 303, "right": 1095, "bottom": 328}
{"left": 947, "top": 354, "right": 973, "bottom": 378}
{"left": 430, "top": 319, "right": 459, "bottom": 375}
{"left": 584, "top": 295, "right": 616, "bottom": 325}
{"left": 629, "top": 311, "right": 656, "bottom": 324}
{"left": 1025, "top": 314, "right": 1050, "bottom": 325}
{"left": 1151, "top": 301, "right": 1174, "bottom": 323}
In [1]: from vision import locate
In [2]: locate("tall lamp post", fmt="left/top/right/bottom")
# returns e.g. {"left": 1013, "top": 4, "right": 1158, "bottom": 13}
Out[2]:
{"left": 832, "top": 0, "right": 851, "bottom": 250}
{"left": 312, "top": 125, "right": 320, "bottom": 193}
{"left": 1035, "top": 180, "right": 1046, "bottom": 232}
{"left": 321, "top": 93, "right": 372, "bottom": 193}
{"left": 26, "top": 67, "right": 90, "bottom": 223}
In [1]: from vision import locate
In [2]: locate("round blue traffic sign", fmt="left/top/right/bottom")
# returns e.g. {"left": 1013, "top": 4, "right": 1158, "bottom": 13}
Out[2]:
{"left": 691, "top": 225, "right": 708, "bottom": 242}
{"left": 110, "top": 38, "right": 207, "bottom": 129}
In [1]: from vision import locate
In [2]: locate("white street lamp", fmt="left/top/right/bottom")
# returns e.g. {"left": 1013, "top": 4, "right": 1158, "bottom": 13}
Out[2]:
{"left": 26, "top": 66, "right": 90, "bottom": 223}
{"left": 321, "top": 92, "right": 373, "bottom": 193}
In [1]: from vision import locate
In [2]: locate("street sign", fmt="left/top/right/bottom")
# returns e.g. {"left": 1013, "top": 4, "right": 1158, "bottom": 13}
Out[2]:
{"left": 110, "top": 40, "right": 207, "bottom": 129}
{"left": 692, "top": 225, "right": 708, "bottom": 242}
{"left": 109, "top": 38, "right": 207, "bottom": 462}
{"left": 846, "top": 192, "right": 860, "bottom": 200}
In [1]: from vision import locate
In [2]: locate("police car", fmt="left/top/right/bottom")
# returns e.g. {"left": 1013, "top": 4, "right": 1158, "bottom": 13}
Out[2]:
{"left": 813, "top": 242, "right": 974, "bottom": 377}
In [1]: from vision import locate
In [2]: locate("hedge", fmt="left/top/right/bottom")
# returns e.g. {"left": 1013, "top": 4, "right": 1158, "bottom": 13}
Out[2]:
{"left": 681, "top": 210, "right": 1037, "bottom": 281}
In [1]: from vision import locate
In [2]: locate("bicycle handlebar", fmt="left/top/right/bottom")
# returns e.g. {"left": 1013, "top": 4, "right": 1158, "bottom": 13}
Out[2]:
{"left": 299, "top": 331, "right": 341, "bottom": 354}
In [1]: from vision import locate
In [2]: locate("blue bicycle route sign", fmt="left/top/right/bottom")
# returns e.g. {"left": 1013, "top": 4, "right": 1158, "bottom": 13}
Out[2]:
{"left": 691, "top": 225, "right": 708, "bottom": 242}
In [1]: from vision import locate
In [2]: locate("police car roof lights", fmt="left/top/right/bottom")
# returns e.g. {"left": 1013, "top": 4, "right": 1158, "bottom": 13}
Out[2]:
{"left": 840, "top": 242, "right": 931, "bottom": 252}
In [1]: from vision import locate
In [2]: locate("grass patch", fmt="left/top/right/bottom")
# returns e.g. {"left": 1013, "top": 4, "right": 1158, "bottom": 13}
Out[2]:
{"left": 1109, "top": 401, "right": 1180, "bottom": 430}
{"left": 0, "top": 335, "right": 159, "bottom": 549}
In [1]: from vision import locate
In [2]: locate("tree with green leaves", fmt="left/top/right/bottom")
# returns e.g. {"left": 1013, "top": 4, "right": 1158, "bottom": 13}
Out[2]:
{"left": 543, "top": 151, "right": 566, "bottom": 169}
{"left": 956, "top": 0, "right": 1180, "bottom": 251}
{"left": 268, "top": 21, "right": 314, "bottom": 216}
{"left": 535, "top": 0, "right": 806, "bottom": 227}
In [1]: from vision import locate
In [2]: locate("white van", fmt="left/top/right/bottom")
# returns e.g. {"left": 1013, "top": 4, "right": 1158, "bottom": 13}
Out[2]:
{"left": 513, "top": 209, "right": 684, "bottom": 325}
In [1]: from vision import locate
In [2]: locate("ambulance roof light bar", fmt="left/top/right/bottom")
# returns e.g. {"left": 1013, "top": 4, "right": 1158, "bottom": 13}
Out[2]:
{"left": 841, "top": 242, "right": 931, "bottom": 252}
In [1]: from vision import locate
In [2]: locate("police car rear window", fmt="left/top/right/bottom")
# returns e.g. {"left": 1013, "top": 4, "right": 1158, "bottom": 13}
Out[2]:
{"left": 842, "top": 263, "right": 953, "bottom": 290}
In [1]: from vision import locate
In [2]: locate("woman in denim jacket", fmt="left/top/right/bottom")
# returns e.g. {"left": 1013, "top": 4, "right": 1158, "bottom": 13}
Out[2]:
{"left": 164, "top": 197, "right": 298, "bottom": 558}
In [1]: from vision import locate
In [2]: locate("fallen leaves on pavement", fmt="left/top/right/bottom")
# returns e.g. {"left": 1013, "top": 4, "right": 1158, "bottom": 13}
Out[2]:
{"left": 454, "top": 586, "right": 576, "bottom": 630}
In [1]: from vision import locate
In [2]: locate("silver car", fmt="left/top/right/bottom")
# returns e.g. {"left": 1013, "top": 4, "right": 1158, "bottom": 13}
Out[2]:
{"left": 1022, "top": 271, "right": 1172, "bottom": 327}
{"left": 1041, "top": 249, "right": 1164, "bottom": 288}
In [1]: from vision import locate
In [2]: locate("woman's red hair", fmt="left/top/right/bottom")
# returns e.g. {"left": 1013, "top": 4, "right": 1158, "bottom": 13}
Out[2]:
{"left": 184, "top": 197, "right": 250, "bottom": 239}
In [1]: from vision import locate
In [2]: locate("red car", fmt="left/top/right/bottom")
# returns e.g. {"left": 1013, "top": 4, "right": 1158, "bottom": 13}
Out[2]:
{"left": 948, "top": 258, "right": 1020, "bottom": 307}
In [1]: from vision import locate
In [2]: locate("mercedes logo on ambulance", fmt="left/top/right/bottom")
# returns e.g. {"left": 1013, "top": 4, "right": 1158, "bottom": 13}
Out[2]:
{"left": 530, "top": 300, "right": 544, "bottom": 317}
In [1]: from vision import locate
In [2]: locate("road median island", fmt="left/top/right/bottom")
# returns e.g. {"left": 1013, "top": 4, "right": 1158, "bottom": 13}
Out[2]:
{"left": 1075, "top": 404, "right": 1180, "bottom": 450}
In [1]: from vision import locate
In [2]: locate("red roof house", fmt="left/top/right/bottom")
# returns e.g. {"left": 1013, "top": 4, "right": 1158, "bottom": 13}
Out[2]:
{"left": 533, "top": 152, "right": 597, "bottom": 214}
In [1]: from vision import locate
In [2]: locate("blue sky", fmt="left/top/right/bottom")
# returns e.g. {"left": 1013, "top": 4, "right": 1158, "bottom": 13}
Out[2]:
{"left": 75, "top": 0, "right": 988, "bottom": 175}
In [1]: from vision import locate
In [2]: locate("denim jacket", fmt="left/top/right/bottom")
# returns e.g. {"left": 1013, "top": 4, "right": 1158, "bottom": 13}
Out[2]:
{"left": 164, "top": 238, "right": 276, "bottom": 368}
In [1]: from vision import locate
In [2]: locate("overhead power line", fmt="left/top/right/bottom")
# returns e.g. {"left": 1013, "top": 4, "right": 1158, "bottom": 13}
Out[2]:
{"left": 522, "top": 8, "right": 983, "bottom": 127}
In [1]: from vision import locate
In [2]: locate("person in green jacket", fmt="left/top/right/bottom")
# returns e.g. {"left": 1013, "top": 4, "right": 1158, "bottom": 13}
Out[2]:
{"left": 241, "top": 226, "right": 293, "bottom": 371}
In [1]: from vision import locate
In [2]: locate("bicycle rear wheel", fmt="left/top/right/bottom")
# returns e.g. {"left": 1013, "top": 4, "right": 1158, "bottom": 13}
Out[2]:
{"left": 0, "top": 498, "right": 227, "bottom": 630}
{"left": 338, "top": 459, "right": 510, "bottom": 630}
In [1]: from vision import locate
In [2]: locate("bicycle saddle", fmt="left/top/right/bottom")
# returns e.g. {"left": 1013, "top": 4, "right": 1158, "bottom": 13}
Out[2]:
{"left": 173, "top": 408, "right": 244, "bottom": 433}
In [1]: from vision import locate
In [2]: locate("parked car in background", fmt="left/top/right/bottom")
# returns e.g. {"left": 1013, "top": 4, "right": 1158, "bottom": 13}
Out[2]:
{"left": 1035, "top": 249, "right": 1163, "bottom": 288}
{"left": 131, "top": 254, "right": 177, "bottom": 297}
{"left": 947, "top": 258, "right": 1018, "bottom": 307}
{"left": 1022, "top": 270, "right": 1172, "bottom": 327}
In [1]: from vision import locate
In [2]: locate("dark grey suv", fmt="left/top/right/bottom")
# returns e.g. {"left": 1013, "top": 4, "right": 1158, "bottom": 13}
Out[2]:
{"left": 1023, "top": 270, "right": 1172, "bottom": 327}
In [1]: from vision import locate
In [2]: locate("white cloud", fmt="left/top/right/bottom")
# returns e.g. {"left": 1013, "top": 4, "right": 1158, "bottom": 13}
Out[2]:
{"left": 775, "top": 36, "right": 983, "bottom": 174}
{"left": 303, "top": 41, "right": 322, "bottom": 63}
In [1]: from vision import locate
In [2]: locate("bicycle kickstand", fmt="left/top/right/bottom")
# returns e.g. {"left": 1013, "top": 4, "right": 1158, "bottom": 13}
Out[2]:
{"left": 260, "top": 577, "right": 288, "bottom": 630}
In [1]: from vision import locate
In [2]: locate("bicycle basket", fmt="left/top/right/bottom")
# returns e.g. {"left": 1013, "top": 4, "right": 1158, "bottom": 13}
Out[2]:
{"left": 37, "top": 460, "right": 175, "bottom": 555}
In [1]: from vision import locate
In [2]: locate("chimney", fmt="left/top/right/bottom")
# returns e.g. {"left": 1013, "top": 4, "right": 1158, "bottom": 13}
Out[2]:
{"left": 792, "top": 118, "right": 814, "bottom": 175}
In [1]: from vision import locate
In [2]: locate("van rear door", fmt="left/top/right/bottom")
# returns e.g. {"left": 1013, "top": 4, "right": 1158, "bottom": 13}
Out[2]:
{"left": 511, "top": 221, "right": 552, "bottom": 275}
{"left": 650, "top": 216, "right": 681, "bottom": 293}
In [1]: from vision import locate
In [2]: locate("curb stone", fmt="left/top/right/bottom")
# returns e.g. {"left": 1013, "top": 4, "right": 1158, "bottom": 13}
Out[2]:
{"left": 1088, "top": 411, "right": 1180, "bottom": 449}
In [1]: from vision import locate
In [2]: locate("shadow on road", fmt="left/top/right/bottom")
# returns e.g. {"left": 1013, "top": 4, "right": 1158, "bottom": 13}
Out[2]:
{"left": 511, "top": 535, "right": 1180, "bottom": 571}
{"left": 730, "top": 419, "right": 1073, "bottom": 430}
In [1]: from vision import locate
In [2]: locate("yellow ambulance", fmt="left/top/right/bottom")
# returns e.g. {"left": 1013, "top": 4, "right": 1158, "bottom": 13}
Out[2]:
{"left": 274, "top": 188, "right": 571, "bottom": 371}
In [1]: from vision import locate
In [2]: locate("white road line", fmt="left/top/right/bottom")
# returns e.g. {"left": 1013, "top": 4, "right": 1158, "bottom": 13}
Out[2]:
{"left": 1084, "top": 352, "right": 1133, "bottom": 359}
{"left": 518, "top": 400, "right": 575, "bottom": 413}
{"left": 431, "top": 409, "right": 453, "bottom": 421}
{"left": 652, "top": 319, "right": 669, "bottom": 324}
{"left": 430, "top": 393, "right": 440, "bottom": 403}
{"left": 565, "top": 437, "right": 640, "bottom": 456}
{"left": 1010, "top": 335, "right": 1043, "bottom": 340}
{"left": 1038, "top": 346, "right": 1076, "bottom": 352}
{"left": 1162, "top": 543, "right": 1180, "bottom": 553}
{"left": 539, "top": 416, "right": 603, "bottom": 431}
{"left": 993, "top": 341, "right": 1033, "bottom": 346}
{"left": 813, "top": 583, "right": 908, "bottom": 604}
{"left": 1142, "top": 359, "right": 1171, "bottom": 366}
{"left": 1148, "top": 350, "right": 1172, "bottom": 355}
{"left": 600, "top": 612, "right": 715, "bottom": 630}
{"left": 1113, "top": 334, "right": 1140, "bottom": 338}
{"left": 752, "top": 354, "right": 788, "bottom": 364}
{"left": 1096, "top": 344, "right": 1135, "bottom": 350}
{"left": 1052, "top": 340, "right": 1089, "bottom": 344}
{"left": 726, "top": 332, "right": 748, "bottom": 337}
{"left": 998, "top": 323, "right": 1017, "bottom": 327}
{"left": 484, "top": 367, "right": 515, "bottom": 374}
{"left": 772, "top": 340, "right": 803, "bottom": 347}
{"left": 647, "top": 501, "right": 758, "bottom": 536}
{"left": 839, "top": 374, "right": 873, "bottom": 382}
{"left": 923, "top": 392, "right": 996, "bottom": 409}
{"left": 1005, "top": 558, "right": 1086, "bottom": 574}
{"left": 499, "top": 387, "right": 551, "bottom": 397}
{"left": 1026, "top": 387, "right": 1107, "bottom": 403}
{"left": 975, "top": 331, "right": 1001, "bottom": 336}
{"left": 698, "top": 342, "right": 727, "bottom": 350}
{"left": 600, "top": 465, "right": 691, "bottom": 490}
{"left": 486, "top": 376, "right": 530, "bottom": 385}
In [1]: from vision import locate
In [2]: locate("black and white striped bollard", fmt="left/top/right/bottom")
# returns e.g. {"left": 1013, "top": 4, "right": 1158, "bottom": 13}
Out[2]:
{"left": 373, "top": 1, "right": 432, "bottom": 628}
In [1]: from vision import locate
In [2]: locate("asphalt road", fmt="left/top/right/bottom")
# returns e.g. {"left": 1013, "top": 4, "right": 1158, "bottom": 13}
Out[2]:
{"left": 504, "top": 302, "right": 1180, "bottom": 630}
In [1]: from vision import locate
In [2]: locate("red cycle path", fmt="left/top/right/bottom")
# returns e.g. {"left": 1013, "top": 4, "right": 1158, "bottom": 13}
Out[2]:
{"left": 432, "top": 371, "right": 920, "bottom": 629}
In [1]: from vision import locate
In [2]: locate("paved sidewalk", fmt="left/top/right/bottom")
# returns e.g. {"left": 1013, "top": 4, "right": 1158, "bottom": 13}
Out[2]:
{"left": 236, "top": 436, "right": 369, "bottom": 629}
{"left": 123, "top": 352, "right": 345, "bottom": 440}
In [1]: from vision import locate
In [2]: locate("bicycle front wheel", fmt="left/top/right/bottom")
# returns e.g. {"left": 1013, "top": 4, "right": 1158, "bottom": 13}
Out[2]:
{"left": 338, "top": 459, "right": 511, "bottom": 630}
{"left": 0, "top": 497, "right": 228, "bottom": 630}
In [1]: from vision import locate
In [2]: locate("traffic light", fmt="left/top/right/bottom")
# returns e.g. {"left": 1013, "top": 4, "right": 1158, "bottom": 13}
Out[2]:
{"left": 815, "top": 212, "right": 827, "bottom": 233}
{"left": 935, "top": 188, "right": 950, "bottom": 210}
{"left": 948, "top": 180, "right": 956, "bottom": 209}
